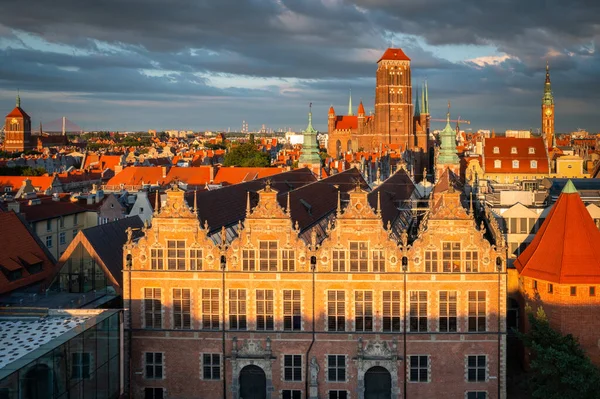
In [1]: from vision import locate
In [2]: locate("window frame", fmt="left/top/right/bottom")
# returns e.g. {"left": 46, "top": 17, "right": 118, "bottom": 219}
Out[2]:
{"left": 327, "top": 355, "right": 346, "bottom": 382}
{"left": 439, "top": 291, "right": 457, "bottom": 333}
{"left": 409, "top": 291, "right": 428, "bottom": 332}
{"left": 467, "top": 355, "right": 487, "bottom": 382}
{"left": 354, "top": 290, "right": 374, "bottom": 332}
{"left": 468, "top": 291, "right": 486, "bottom": 332}
{"left": 283, "top": 289, "right": 302, "bottom": 331}
{"left": 201, "top": 353, "right": 221, "bottom": 380}
{"left": 382, "top": 290, "right": 401, "bottom": 332}
{"left": 202, "top": 288, "right": 220, "bottom": 330}
{"left": 144, "top": 288, "right": 162, "bottom": 329}
{"left": 408, "top": 355, "right": 429, "bottom": 382}
{"left": 256, "top": 289, "right": 275, "bottom": 331}
{"left": 283, "top": 354, "right": 302, "bottom": 382}
{"left": 229, "top": 289, "right": 247, "bottom": 330}
{"left": 327, "top": 290, "right": 346, "bottom": 332}
{"left": 144, "top": 352, "right": 164, "bottom": 380}
{"left": 173, "top": 288, "right": 191, "bottom": 330}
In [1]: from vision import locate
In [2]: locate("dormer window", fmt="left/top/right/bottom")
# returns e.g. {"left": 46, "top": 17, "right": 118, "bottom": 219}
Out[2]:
{"left": 511, "top": 147, "right": 517, "bottom": 154}
{"left": 512, "top": 160, "right": 520, "bottom": 169}
{"left": 493, "top": 147, "right": 499, "bottom": 154}
{"left": 530, "top": 160, "right": 538, "bottom": 168}
{"left": 494, "top": 160, "right": 501, "bottom": 168}
{"left": 528, "top": 147, "right": 535, "bottom": 154}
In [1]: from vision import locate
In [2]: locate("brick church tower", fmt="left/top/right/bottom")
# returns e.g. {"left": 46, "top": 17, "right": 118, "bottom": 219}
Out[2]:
{"left": 374, "top": 48, "right": 413, "bottom": 148}
{"left": 541, "top": 62, "right": 555, "bottom": 148}
{"left": 4, "top": 93, "right": 33, "bottom": 153}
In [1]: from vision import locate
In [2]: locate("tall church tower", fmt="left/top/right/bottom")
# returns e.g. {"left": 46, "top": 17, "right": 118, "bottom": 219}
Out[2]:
{"left": 4, "top": 93, "right": 33, "bottom": 153}
{"left": 374, "top": 48, "right": 413, "bottom": 149}
{"left": 542, "top": 62, "right": 555, "bottom": 147}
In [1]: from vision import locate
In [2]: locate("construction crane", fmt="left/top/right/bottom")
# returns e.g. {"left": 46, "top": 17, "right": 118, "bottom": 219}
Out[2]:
{"left": 430, "top": 116, "right": 471, "bottom": 135}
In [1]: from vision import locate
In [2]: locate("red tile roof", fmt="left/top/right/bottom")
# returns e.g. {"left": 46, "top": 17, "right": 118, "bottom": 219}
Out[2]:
{"left": 213, "top": 167, "right": 287, "bottom": 185}
{"left": 15, "top": 196, "right": 90, "bottom": 223}
{"left": 483, "top": 137, "right": 549, "bottom": 174}
{"left": 378, "top": 48, "right": 411, "bottom": 62}
{"left": 334, "top": 116, "right": 358, "bottom": 130}
{"left": 0, "top": 176, "right": 56, "bottom": 192}
{"left": 0, "top": 211, "right": 56, "bottom": 294}
{"left": 514, "top": 182, "right": 600, "bottom": 284}
{"left": 5, "top": 106, "right": 30, "bottom": 119}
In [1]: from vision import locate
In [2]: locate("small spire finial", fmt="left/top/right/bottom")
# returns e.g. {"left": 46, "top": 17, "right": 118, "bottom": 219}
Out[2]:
{"left": 376, "top": 191, "right": 381, "bottom": 217}
{"left": 286, "top": 191, "right": 291, "bottom": 215}
{"left": 16, "top": 89, "right": 20, "bottom": 108}
{"left": 246, "top": 191, "right": 251, "bottom": 216}
{"left": 194, "top": 189, "right": 198, "bottom": 216}
{"left": 154, "top": 190, "right": 159, "bottom": 215}
{"left": 336, "top": 189, "right": 342, "bottom": 217}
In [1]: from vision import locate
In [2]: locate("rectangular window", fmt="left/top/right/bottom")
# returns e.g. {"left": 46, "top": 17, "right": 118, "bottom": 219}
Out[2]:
{"left": 383, "top": 291, "right": 401, "bottom": 332}
{"left": 442, "top": 242, "right": 461, "bottom": 272}
{"left": 283, "top": 289, "right": 302, "bottom": 331}
{"left": 282, "top": 390, "right": 302, "bottom": 399}
{"left": 355, "top": 291, "right": 373, "bottom": 332}
{"left": 570, "top": 286, "right": 577, "bottom": 296}
{"left": 145, "top": 352, "right": 163, "bottom": 379}
{"left": 467, "top": 392, "right": 487, "bottom": 399}
{"left": 71, "top": 352, "right": 91, "bottom": 379}
{"left": 151, "top": 248, "right": 164, "bottom": 270}
{"left": 59, "top": 232, "right": 66, "bottom": 246}
{"left": 590, "top": 287, "right": 596, "bottom": 297}
{"left": 74, "top": 214, "right": 78, "bottom": 225}
{"left": 284, "top": 355, "right": 302, "bottom": 381}
{"left": 60, "top": 217, "right": 65, "bottom": 228}
{"left": 465, "top": 251, "right": 478, "bottom": 272}
{"left": 439, "top": 291, "right": 457, "bottom": 332}
{"left": 189, "top": 248, "right": 203, "bottom": 270}
{"left": 202, "top": 354, "right": 221, "bottom": 380}
{"left": 72, "top": 229, "right": 78, "bottom": 239}
{"left": 409, "top": 355, "right": 429, "bottom": 382}
{"left": 332, "top": 250, "right": 346, "bottom": 272}
{"left": 533, "top": 280, "right": 538, "bottom": 290}
{"left": 144, "top": 288, "right": 162, "bottom": 329}
{"left": 229, "top": 289, "right": 247, "bottom": 330}
{"left": 167, "top": 240, "right": 186, "bottom": 270}
{"left": 467, "top": 355, "right": 487, "bottom": 382}
{"left": 548, "top": 283, "right": 553, "bottom": 294}
{"left": 327, "top": 355, "right": 346, "bottom": 382}
{"left": 328, "top": 391, "right": 348, "bottom": 399}
{"left": 349, "top": 242, "right": 368, "bottom": 272}
{"left": 144, "top": 388, "right": 164, "bottom": 399}
{"left": 256, "top": 289, "right": 274, "bottom": 331}
{"left": 46, "top": 219, "right": 52, "bottom": 232}
{"left": 259, "top": 241, "right": 278, "bottom": 271}
{"left": 173, "top": 288, "right": 191, "bottom": 329}
{"left": 327, "top": 291, "right": 345, "bottom": 331}
{"left": 519, "top": 218, "right": 528, "bottom": 234}
{"left": 46, "top": 235, "right": 53, "bottom": 249}
{"left": 372, "top": 249, "right": 385, "bottom": 272}
{"left": 202, "top": 289, "right": 220, "bottom": 330}
{"left": 468, "top": 291, "right": 486, "bottom": 332}
{"left": 410, "top": 291, "right": 428, "bottom": 332}
{"left": 425, "top": 251, "right": 438, "bottom": 272}
{"left": 242, "top": 249, "right": 256, "bottom": 271}
{"left": 282, "top": 249, "right": 295, "bottom": 272}
{"left": 510, "top": 218, "right": 517, "bottom": 234}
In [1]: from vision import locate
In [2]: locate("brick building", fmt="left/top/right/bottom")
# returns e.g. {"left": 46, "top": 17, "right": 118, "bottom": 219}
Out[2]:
{"left": 515, "top": 180, "right": 600, "bottom": 366}
{"left": 3, "top": 94, "right": 33, "bottom": 153}
{"left": 123, "top": 165, "right": 506, "bottom": 399}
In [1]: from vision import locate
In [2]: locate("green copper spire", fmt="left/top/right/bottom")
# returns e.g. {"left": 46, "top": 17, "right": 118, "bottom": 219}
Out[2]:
{"left": 421, "top": 83, "right": 425, "bottom": 116}
{"left": 348, "top": 89, "right": 353, "bottom": 116}
{"left": 414, "top": 87, "right": 421, "bottom": 117}
{"left": 424, "top": 80, "right": 429, "bottom": 114}
{"left": 437, "top": 101, "right": 459, "bottom": 165}
{"left": 542, "top": 61, "right": 554, "bottom": 106}
{"left": 16, "top": 90, "right": 20, "bottom": 108}
{"left": 298, "top": 103, "right": 321, "bottom": 167}
{"left": 561, "top": 179, "right": 578, "bottom": 194}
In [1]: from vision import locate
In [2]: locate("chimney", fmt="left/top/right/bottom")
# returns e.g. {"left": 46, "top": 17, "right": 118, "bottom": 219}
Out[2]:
{"left": 209, "top": 165, "right": 215, "bottom": 182}
{"left": 7, "top": 201, "right": 20, "bottom": 213}
{"left": 162, "top": 166, "right": 168, "bottom": 178}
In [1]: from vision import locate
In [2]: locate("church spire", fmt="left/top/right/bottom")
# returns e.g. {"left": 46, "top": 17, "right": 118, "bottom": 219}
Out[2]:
{"left": 424, "top": 80, "right": 429, "bottom": 114}
{"left": 298, "top": 102, "right": 321, "bottom": 168}
{"left": 347, "top": 89, "right": 353, "bottom": 116}
{"left": 414, "top": 86, "right": 421, "bottom": 117}
{"left": 542, "top": 61, "right": 554, "bottom": 106}
{"left": 16, "top": 90, "right": 20, "bottom": 108}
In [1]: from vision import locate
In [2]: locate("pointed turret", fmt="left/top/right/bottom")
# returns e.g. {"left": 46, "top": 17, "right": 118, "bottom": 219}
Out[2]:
{"left": 437, "top": 102, "right": 459, "bottom": 165}
{"left": 357, "top": 101, "right": 365, "bottom": 116}
{"left": 543, "top": 61, "right": 554, "bottom": 106}
{"left": 16, "top": 91, "right": 21, "bottom": 108}
{"left": 328, "top": 105, "right": 335, "bottom": 116}
{"left": 347, "top": 89, "right": 353, "bottom": 116}
{"left": 298, "top": 103, "right": 321, "bottom": 169}
{"left": 414, "top": 87, "right": 421, "bottom": 117}
{"left": 424, "top": 80, "right": 429, "bottom": 114}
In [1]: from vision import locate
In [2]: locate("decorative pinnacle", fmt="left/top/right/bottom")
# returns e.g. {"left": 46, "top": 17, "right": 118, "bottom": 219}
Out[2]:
{"left": 286, "top": 191, "right": 291, "bottom": 215}
{"left": 246, "top": 191, "right": 251, "bottom": 216}
{"left": 194, "top": 189, "right": 198, "bottom": 216}
{"left": 376, "top": 191, "right": 382, "bottom": 218}
{"left": 154, "top": 190, "right": 159, "bottom": 215}
{"left": 348, "top": 89, "right": 353, "bottom": 116}
{"left": 336, "top": 189, "right": 342, "bottom": 217}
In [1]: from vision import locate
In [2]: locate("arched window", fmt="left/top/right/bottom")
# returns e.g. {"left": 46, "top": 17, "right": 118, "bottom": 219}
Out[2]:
{"left": 494, "top": 160, "right": 501, "bottom": 169}
{"left": 493, "top": 147, "right": 499, "bottom": 154}
{"left": 512, "top": 160, "right": 520, "bottom": 169}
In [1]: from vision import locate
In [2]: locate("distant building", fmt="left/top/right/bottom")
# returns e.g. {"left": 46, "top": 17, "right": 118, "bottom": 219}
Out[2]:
{"left": 3, "top": 94, "right": 33, "bottom": 153}
{"left": 541, "top": 62, "right": 555, "bottom": 147}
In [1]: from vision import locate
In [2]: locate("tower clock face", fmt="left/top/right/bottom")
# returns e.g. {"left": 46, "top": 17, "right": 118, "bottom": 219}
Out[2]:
{"left": 545, "top": 108, "right": 552, "bottom": 116}
{"left": 10, "top": 118, "right": 17, "bottom": 124}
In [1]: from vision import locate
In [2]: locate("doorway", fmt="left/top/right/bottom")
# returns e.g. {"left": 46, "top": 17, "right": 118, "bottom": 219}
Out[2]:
{"left": 239, "top": 365, "right": 266, "bottom": 399}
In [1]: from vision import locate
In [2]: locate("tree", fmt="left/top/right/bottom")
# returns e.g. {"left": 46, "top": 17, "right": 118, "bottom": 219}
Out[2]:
{"left": 519, "top": 306, "right": 600, "bottom": 399}
{"left": 223, "top": 143, "right": 270, "bottom": 167}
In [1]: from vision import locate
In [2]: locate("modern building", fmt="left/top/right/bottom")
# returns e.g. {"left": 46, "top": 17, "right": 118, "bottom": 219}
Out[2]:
{"left": 0, "top": 308, "right": 123, "bottom": 399}
{"left": 123, "top": 166, "right": 506, "bottom": 398}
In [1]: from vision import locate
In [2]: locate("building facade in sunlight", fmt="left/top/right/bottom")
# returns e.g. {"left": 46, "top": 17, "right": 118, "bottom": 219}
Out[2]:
{"left": 541, "top": 62, "right": 555, "bottom": 148}
{"left": 3, "top": 94, "right": 33, "bottom": 153}
{"left": 124, "top": 171, "right": 506, "bottom": 399}
{"left": 327, "top": 49, "right": 431, "bottom": 162}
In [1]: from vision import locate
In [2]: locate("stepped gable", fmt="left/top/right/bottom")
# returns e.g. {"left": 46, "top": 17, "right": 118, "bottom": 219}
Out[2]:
{"left": 514, "top": 180, "right": 600, "bottom": 284}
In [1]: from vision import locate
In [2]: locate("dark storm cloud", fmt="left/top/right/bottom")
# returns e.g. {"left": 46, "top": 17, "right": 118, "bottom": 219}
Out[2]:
{"left": 0, "top": 0, "right": 599, "bottom": 131}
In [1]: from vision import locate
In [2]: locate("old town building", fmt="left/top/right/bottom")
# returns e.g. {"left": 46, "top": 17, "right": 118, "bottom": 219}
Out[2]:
{"left": 123, "top": 164, "right": 507, "bottom": 398}
{"left": 327, "top": 48, "right": 431, "bottom": 178}
{"left": 515, "top": 180, "right": 600, "bottom": 366}
{"left": 3, "top": 94, "right": 33, "bottom": 153}
{"left": 541, "top": 62, "right": 555, "bottom": 148}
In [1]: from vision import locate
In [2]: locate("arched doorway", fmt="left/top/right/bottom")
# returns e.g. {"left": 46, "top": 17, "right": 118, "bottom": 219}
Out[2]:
{"left": 364, "top": 366, "right": 391, "bottom": 399}
{"left": 21, "top": 364, "right": 52, "bottom": 399}
{"left": 239, "top": 365, "right": 266, "bottom": 399}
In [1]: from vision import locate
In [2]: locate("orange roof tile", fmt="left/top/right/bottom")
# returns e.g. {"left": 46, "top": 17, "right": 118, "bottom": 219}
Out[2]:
{"left": 378, "top": 48, "right": 411, "bottom": 62}
{"left": 334, "top": 116, "right": 358, "bottom": 130}
{"left": 483, "top": 137, "right": 549, "bottom": 174}
{"left": 514, "top": 182, "right": 600, "bottom": 284}
{"left": 6, "top": 106, "right": 30, "bottom": 119}
{"left": 213, "top": 167, "right": 286, "bottom": 185}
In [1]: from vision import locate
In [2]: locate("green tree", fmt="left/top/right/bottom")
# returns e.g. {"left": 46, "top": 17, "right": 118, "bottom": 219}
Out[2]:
{"left": 223, "top": 143, "right": 270, "bottom": 167}
{"left": 22, "top": 167, "right": 46, "bottom": 176}
{"left": 519, "top": 307, "right": 600, "bottom": 399}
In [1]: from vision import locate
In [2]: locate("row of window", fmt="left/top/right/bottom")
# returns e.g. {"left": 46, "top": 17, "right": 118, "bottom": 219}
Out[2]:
{"left": 143, "top": 288, "right": 488, "bottom": 333}
{"left": 45, "top": 229, "right": 78, "bottom": 249}
{"left": 424, "top": 244, "right": 479, "bottom": 273}
{"left": 46, "top": 215, "right": 79, "bottom": 232}
{"left": 492, "top": 146, "right": 536, "bottom": 155}
{"left": 493, "top": 160, "right": 538, "bottom": 169}
{"left": 533, "top": 280, "right": 597, "bottom": 297}
{"left": 144, "top": 352, "right": 488, "bottom": 383}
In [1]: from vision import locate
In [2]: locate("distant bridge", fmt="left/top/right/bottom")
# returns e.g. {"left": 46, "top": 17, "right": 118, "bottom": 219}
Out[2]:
{"left": 41, "top": 117, "right": 83, "bottom": 134}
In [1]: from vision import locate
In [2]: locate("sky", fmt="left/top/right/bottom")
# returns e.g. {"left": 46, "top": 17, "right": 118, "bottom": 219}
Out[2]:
{"left": 0, "top": 0, "right": 599, "bottom": 133}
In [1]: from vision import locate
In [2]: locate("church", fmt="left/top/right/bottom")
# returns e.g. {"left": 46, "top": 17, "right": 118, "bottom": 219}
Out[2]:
{"left": 3, "top": 94, "right": 33, "bottom": 152}
{"left": 326, "top": 49, "right": 432, "bottom": 177}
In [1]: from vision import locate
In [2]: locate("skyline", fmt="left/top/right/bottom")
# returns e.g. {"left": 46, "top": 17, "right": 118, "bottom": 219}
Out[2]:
{"left": 1, "top": 0, "right": 599, "bottom": 132}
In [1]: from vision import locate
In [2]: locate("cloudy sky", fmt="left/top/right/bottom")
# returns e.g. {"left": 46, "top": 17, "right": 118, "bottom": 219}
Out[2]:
{"left": 0, "top": 0, "right": 598, "bottom": 133}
